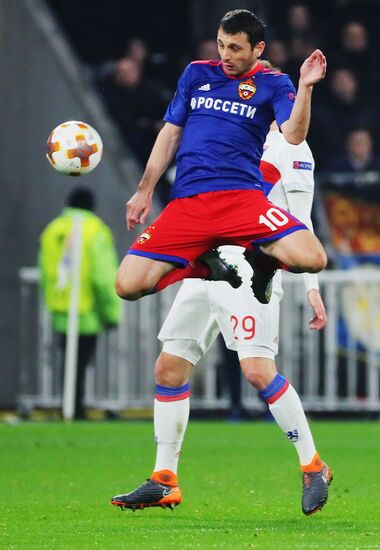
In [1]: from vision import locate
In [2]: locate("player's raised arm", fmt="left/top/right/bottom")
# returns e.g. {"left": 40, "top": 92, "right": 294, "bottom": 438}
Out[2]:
{"left": 126, "top": 122, "right": 183, "bottom": 229}
{"left": 281, "top": 49, "right": 327, "bottom": 145}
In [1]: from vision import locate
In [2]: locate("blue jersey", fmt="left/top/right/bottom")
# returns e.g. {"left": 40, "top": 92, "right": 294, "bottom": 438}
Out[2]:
{"left": 164, "top": 60, "right": 296, "bottom": 199}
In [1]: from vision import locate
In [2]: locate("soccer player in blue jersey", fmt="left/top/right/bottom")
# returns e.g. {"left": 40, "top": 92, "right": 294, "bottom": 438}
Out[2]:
{"left": 115, "top": 9, "right": 327, "bottom": 304}
{"left": 111, "top": 121, "right": 332, "bottom": 515}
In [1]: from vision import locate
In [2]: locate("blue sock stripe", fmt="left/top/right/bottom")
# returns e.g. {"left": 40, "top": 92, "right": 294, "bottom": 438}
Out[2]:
{"left": 259, "top": 374, "right": 287, "bottom": 401}
{"left": 156, "top": 383, "right": 190, "bottom": 396}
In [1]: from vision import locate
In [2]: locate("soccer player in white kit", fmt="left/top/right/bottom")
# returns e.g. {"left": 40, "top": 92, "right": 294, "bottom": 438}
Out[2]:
{"left": 112, "top": 124, "right": 332, "bottom": 515}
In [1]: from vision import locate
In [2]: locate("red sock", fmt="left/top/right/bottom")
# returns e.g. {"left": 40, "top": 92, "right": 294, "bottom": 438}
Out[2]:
{"left": 155, "top": 260, "right": 211, "bottom": 292}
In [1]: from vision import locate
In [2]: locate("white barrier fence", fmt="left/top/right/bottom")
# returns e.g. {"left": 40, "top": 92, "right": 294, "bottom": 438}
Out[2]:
{"left": 18, "top": 268, "right": 380, "bottom": 414}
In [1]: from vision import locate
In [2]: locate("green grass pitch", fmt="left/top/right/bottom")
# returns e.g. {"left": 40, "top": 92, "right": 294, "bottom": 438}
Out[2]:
{"left": 1, "top": 420, "right": 379, "bottom": 549}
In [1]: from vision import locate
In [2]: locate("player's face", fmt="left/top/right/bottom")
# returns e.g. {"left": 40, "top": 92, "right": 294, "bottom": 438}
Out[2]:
{"left": 217, "top": 29, "right": 265, "bottom": 78}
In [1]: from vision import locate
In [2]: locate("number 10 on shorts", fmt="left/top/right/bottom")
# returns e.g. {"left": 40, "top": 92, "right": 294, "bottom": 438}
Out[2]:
{"left": 259, "top": 207, "right": 289, "bottom": 231}
{"left": 230, "top": 315, "right": 256, "bottom": 341}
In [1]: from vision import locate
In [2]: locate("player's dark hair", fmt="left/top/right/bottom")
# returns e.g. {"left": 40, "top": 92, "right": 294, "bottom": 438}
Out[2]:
{"left": 219, "top": 10, "right": 266, "bottom": 48}
{"left": 67, "top": 187, "right": 95, "bottom": 211}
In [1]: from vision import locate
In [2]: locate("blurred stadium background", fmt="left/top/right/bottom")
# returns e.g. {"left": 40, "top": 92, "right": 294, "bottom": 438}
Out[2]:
{"left": 1, "top": 0, "right": 380, "bottom": 417}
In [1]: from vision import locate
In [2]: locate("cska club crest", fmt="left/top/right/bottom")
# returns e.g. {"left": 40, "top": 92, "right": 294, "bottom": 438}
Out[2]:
{"left": 138, "top": 225, "right": 155, "bottom": 244}
{"left": 238, "top": 78, "right": 256, "bottom": 100}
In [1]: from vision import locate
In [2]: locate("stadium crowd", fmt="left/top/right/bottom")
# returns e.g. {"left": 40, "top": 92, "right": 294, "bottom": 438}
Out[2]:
{"left": 100, "top": 12, "right": 379, "bottom": 172}
{"left": 47, "top": 0, "right": 380, "bottom": 178}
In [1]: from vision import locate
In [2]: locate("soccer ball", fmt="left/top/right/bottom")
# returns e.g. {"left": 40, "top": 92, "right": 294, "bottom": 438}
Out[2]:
{"left": 46, "top": 120, "right": 103, "bottom": 176}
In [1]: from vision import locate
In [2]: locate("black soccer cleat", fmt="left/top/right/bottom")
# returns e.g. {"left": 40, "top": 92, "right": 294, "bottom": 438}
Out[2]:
{"left": 111, "top": 476, "right": 182, "bottom": 511}
{"left": 198, "top": 249, "right": 242, "bottom": 289}
{"left": 302, "top": 462, "right": 333, "bottom": 516}
{"left": 243, "top": 249, "right": 276, "bottom": 304}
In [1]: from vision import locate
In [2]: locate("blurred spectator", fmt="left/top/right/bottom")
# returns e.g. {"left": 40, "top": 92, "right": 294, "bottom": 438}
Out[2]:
{"left": 331, "top": 21, "right": 379, "bottom": 99}
{"left": 126, "top": 37, "right": 149, "bottom": 65}
{"left": 327, "top": 129, "right": 380, "bottom": 173}
{"left": 39, "top": 188, "right": 121, "bottom": 419}
{"left": 97, "top": 53, "right": 167, "bottom": 164}
{"left": 286, "top": 36, "right": 320, "bottom": 84}
{"left": 92, "top": 37, "right": 174, "bottom": 204}
{"left": 126, "top": 37, "right": 178, "bottom": 90}
{"left": 286, "top": 3, "right": 318, "bottom": 42}
{"left": 196, "top": 37, "right": 218, "bottom": 60}
{"left": 279, "top": 4, "right": 322, "bottom": 84}
{"left": 178, "top": 37, "right": 219, "bottom": 72}
{"left": 323, "top": 129, "right": 380, "bottom": 204}
{"left": 265, "top": 39, "right": 290, "bottom": 72}
{"left": 309, "top": 68, "right": 373, "bottom": 167}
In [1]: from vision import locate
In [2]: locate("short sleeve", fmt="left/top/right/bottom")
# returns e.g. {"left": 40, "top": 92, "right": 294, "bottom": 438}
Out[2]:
{"left": 272, "top": 74, "right": 297, "bottom": 128}
{"left": 163, "top": 64, "right": 192, "bottom": 127}
{"left": 279, "top": 141, "right": 315, "bottom": 193}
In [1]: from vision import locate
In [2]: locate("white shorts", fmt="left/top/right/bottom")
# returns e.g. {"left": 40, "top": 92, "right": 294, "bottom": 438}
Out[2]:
{"left": 158, "top": 247, "right": 283, "bottom": 364}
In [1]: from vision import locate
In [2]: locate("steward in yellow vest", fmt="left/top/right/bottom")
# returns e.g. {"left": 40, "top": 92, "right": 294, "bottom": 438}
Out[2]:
{"left": 39, "top": 188, "right": 121, "bottom": 334}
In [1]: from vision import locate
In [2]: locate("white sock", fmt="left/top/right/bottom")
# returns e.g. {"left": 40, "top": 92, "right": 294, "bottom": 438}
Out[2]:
{"left": 153, "top": 396, "right": 190, "bottom": 475}
{"left": 268, "top": 384, "right": 317, "bottom": 466}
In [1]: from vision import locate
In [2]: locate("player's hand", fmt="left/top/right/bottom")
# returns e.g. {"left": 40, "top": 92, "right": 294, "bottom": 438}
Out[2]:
{"left": 300, "top": 49, "right": 327, "bottom": 87}
{"left": 307, "top": 288, "right": 327, "bottom": 330}
{"left": 126, "top": 189, "right": 152, "bottom": 230}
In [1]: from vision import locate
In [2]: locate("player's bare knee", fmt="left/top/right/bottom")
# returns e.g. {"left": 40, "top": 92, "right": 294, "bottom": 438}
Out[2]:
{"left": 155, "top": 365, "right": 185, "bottom": 387}
{"left": 307, "top": 248, "right": 327, "bottom": 273}
{"left": 155, "top": 355, "right": 171, "bottom": 385}
{"left": 115, "top": 276, "right": 141, "bottom": 301}
{"left": 241, "top": 358, "right": 277, "bottom": 390}
{"left": 155, "top": 353, "right": 191, "bottom": 386}
{"left": 317, "top": 248, "right": 328, "bottom": 270}
{"left": 243, "top": 365, "right": 267, "bottom": 389}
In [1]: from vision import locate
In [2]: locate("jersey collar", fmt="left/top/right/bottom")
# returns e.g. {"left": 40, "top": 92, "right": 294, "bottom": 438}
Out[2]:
{"left": 221, "top": 61, "right": 265, "bottom": 80}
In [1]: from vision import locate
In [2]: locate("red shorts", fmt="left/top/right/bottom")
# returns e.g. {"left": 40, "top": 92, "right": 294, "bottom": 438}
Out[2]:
{"left": 129, "top": 189, "right": 307, "bottom": 266}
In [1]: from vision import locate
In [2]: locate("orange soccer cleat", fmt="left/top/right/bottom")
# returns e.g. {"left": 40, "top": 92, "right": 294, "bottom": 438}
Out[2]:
{"left": 301, "top": 454, "right": 333, "bottom": 515}
{"left": 111, "top": 470, "right": 182, "bottom": 511}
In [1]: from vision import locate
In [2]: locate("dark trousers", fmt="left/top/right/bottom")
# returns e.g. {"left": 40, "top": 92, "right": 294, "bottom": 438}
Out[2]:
{"left": 58, "top": 334, "right": 97, "bottom": 419}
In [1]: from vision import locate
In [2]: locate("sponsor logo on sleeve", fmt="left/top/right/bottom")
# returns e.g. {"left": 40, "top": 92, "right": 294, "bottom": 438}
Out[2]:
{"left": 293, "top": 161, "right": 312, "bottom": 170}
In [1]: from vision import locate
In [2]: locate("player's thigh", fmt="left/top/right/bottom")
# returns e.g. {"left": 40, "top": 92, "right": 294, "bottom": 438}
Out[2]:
{"left": 161, "top": 316, "right": 220, "bottom": 369}
{"left": 261, "top": 229, "right": 327, "bottom": 272}
{"left": 208, "top": 273, "right": 282, "bottom": 357}
{"left": 159, "top": 280, "right": 218, "bottom": 349}
{"left": 116, "top": 254, "right": 173, "bottom": 294}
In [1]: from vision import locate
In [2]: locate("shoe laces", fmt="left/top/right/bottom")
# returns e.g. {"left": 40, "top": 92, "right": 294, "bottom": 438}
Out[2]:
{"left": 302, "top": 471, "right": 315, "bottom": 489}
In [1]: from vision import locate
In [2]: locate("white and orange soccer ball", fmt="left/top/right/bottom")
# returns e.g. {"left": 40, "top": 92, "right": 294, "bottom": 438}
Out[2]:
{"left": 46, "top": 120, "right": 103, "bottom": 176}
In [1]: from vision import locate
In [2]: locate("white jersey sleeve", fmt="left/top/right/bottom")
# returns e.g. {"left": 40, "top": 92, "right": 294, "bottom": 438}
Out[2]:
{"left": 262, "top": 130, "right": 319, "bottom": 291}
{"left": 262, "top": 130, "right": 314, "bottom": 209}
{"left": 277, "top": 138, "right": 315, "bottom": 194}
